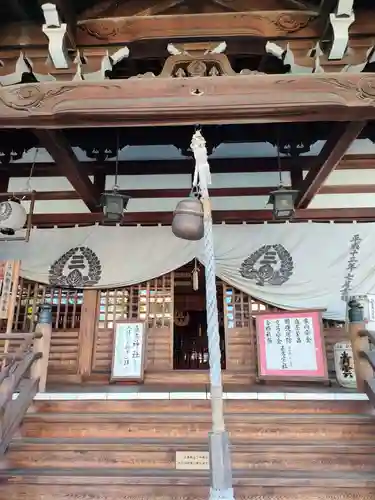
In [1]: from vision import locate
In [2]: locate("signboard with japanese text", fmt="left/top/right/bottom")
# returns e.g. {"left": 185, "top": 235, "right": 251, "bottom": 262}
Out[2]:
{"left": 175, "top": 452, "right": 209, "bottom": 470}
{"left": 256, "top": 311, "right": 328, "bottom": 382}
{"left": 111, "top": 320, "right": 147, "bottom": 382}
{"left": 0, "top": 260, "right": 18, "bottom": 320}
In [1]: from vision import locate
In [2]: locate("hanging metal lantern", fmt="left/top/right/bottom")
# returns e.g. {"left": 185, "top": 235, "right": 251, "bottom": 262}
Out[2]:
{"left": 172, "top": 198, "right": 204, "bottom": 241}
{"left": 38, "top": 303, "right": 53, "bottom": 325}
{"left": 348, "top": 298, "right": 364, "bottom": 323}
{"left": 101, "top": 190, "right": 130, "bottom": 222}
{"left": 0, "top": 198, "right": 27, "bottom": 235}
{"left": 267, "top": 187, "right": 299, "bottom": 220}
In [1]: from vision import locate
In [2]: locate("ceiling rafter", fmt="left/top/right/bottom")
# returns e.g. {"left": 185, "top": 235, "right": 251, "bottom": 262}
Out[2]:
{"left": 33, "top": 130, "right": 101, "bottom": 212}
{"left": 294, "top": 121, "right": 367, "bottom": 209}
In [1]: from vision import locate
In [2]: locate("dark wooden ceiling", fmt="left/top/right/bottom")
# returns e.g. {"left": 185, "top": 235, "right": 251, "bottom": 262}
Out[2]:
{"left": 0, "top": 122, "right": 373, "bottom": 166}
{"left": 0, "top": 0, "right": 99, "bottom": 24}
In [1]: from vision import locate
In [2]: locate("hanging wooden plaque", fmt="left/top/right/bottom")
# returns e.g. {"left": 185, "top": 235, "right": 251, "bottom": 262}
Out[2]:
{"left": 0, "top": 260, "right": 19, "bottom": 320}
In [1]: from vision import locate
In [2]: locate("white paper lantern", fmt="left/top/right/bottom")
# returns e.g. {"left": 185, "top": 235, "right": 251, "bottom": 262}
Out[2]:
{"left": 0, "top": 200, "right": 27, "bottom": 235}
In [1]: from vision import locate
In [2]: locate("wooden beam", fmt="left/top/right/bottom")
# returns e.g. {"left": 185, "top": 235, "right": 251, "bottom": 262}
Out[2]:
{"left": 2, "top": 155, "right": 375, "bottom": 177}
{"left": 4, "top": 183, "right": 375, "bottom": 202}
{"left": 0, "top": 9, "right": 373, "bottom": 50}
{"left": 33, "top": 130, "right": 100, "bottom": 212}
{"left": 29, "top": 207, "right": 375, "bottom": 226}
{"left": 294, "top": 121, "right": 366, "bottom": 209}
{"left": 0, "top": 74, "right": 375, "bottom": 128}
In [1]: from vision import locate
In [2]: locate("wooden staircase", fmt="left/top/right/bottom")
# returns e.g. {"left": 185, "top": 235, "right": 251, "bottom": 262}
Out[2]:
{"left": 1, "top": 397, "right": 375, "bottom": 500}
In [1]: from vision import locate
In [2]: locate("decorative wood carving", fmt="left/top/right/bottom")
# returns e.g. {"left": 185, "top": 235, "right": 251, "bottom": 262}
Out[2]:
{"left": 0, "top": 74, "right": 374, "bottom": 128}
{"left": 133, "top": 44, "right": 262, "bottom": 78}
{"left": 77, "top": 11, "right": 320, "bottom": 44}
{"left": 79, "top": 0, "right": 319, "bottom": 19}
{"left": 0, "top": 12, "right": 324, "bottom": 51}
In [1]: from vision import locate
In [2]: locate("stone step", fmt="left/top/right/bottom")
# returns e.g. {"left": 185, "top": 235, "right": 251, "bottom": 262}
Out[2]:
{"left": 6, "top": 438, "right": 375, "bottom": 472}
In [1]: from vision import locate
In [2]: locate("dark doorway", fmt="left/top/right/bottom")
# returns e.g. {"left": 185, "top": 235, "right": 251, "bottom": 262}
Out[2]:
{"left": 173, "top": 261, "right": 226, "bottom": 370}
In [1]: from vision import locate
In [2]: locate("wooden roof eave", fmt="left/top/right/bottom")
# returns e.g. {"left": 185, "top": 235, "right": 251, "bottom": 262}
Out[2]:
{"left": 0, "top": 72, "right": 374, "bottom": 128}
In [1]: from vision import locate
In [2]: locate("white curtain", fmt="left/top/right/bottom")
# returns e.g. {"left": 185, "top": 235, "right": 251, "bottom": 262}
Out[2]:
{"left": 1, "top": 223, "right": 373, "bottom": 320}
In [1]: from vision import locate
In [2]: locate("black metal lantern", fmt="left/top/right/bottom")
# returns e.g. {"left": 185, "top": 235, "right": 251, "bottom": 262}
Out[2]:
{"left": 267, "top": 187, "right": 299, "bottom": 220}
{"left": 101, "top": 190, "right": 130, "bottom": 222}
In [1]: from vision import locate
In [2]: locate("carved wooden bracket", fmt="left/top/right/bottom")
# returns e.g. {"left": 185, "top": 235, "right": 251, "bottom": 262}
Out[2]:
{"left": 132, "top": 43, "right": 263, "bottom": 78}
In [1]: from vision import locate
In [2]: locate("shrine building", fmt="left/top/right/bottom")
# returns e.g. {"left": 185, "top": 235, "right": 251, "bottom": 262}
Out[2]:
{"left": 1, "top": 0, "right": 375, "bottom": 499}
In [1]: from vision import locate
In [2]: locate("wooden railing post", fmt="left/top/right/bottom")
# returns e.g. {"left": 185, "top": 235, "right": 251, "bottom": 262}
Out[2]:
{"left": 349, "top": 298, "right": 373, "bottom": 392}
{"left": 30, "top": 304, "right": 52, "bottom": 393}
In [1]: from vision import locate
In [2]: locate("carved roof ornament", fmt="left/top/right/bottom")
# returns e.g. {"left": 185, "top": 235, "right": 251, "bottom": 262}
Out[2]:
{"left": 41, "top": 3, "right": 71, "bottom": 69}
{"left": 266, "top": 39, "right": 375, "bottom": 75}
{"left": 319, "top": 0, "right": 355, "bottom": 61}
{"left": 0, "top": 52, "right": 56, "bottom": 87}
{"left": 132, "top": 41, "right": 264, "bottom": 79}
{"left": 74, "top": 47, "right": 129, "bottom": 81}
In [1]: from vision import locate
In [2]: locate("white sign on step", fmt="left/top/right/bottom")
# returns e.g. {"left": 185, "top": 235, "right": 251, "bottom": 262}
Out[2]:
{"left": 175, "top": 452, "right": 209, "bottom": 470}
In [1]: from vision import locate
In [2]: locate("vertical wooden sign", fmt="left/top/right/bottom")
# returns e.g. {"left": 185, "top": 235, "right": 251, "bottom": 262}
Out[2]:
{"left": 111, "top": 320, "right": 147, "bottom": 382}
{"left": 0, "top": 260, "right": 16, "bottom": 319}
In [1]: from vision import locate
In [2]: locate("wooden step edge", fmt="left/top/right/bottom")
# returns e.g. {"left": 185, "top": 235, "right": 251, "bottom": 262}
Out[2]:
{"left": 23, "top": 412, "right": 375, "bottom": 423}
{"left": 8, "top": 438, "right": 375, "bottom": 454}
{"left": 2, "top": 468, "right": 375, "bottom": 488}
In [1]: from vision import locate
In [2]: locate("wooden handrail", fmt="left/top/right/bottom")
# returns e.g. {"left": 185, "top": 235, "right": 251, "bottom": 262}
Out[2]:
{"left": 0, "top": 351, "right": 41, "bottom": 412}
{"left": 0, "top": 333, "right": 42, "bottom": 341}
{"left": 349, "top": 320, "right": 375, "bottom": 406}
{"left": 0, "top": 320, "right": 52, "bottom": 455}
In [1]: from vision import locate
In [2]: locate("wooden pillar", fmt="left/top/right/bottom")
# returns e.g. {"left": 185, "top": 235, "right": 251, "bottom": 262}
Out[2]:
{"left": 31, "top": 304, "right": 52, "bottom": 393}
{"left": 349, "top": 299, "right": 373, "bottom": 392}
{"left": 78, "top": 289, "right": 99, "bottom": 379}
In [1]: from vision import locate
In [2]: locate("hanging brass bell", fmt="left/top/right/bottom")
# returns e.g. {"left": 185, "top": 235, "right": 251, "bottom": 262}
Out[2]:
{"left": 172, "top": 198, "right": 204, "bottom": 241}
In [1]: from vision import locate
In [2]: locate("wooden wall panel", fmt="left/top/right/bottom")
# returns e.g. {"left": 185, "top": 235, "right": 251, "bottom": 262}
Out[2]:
{"left": 6, "top": 275, "right": 346, "bottom": 387}
{"left": 226, "top": 327, "right": 255, "bottom": 376}
{"left": 91, "top": 328, "right": 113, "bottom": 373}
{"left": 48, "top": 330, "right": 79, "bottom": 374}
{"left": 146, "top": 326, "right": 172, "bottom": 372}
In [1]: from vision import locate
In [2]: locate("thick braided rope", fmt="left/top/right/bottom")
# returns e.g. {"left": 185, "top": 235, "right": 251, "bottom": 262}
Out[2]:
{"left": 203, "top": 208, "right": 223, "bottom": 390}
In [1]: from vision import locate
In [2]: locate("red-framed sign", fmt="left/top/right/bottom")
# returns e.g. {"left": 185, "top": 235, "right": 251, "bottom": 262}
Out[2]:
{"left": 256, "top": 310, "right": 328, "bottom": 382}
